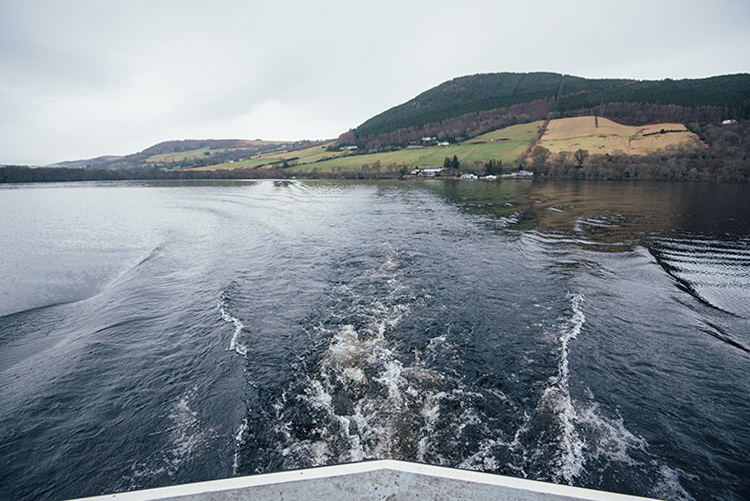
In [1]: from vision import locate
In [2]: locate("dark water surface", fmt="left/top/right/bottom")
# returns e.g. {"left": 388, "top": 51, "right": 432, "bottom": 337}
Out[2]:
{"left": 0, "top": 180, "right": 748, "bottom": 500}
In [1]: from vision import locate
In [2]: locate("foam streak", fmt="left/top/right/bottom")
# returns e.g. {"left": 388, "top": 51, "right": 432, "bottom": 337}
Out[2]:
{"left": 219, "top": 298, "right": 247, "bottom": 356}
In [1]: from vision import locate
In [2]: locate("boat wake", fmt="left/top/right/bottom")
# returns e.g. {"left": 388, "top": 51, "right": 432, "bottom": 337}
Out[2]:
{"left": 227, "top": 251, "right": 694, "bottom": 499}
{"left": 219, "top": 291, "right": 249, "bottom": 356}
{"left": 649, "top": 236, "right": 750, "bottom": 319}
{"left": 540, "top": 293, "right": 590, "bottom": 482}
{"left": 535, "top": 294, "right": 695, "bottom": 500}
{"left": 231, "top": 247, "right": 527, "bottom": 474}
{"left": 126, "top": 388, "right": 215, "bottom": 489}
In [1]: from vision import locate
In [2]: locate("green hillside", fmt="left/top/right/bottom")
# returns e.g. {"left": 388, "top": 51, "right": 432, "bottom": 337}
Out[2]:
{"left": 356, "top": 73, "right": 570, "bottom": 136}
{"left": 353, "top": 72, "right": 750, "bottom": 141}
{"left": 201, "top": 121, "right": 544, "bottom": 174}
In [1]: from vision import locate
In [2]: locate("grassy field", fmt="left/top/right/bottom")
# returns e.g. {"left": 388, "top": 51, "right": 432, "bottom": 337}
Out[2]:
{"left": 183, "top": 116, "right": 703, "bottom": 175}
{"left": 193, "top": 156, "right": 282, "bottom": 170}
{"left": 280, "top": 121, "right": 541, "bottom": 173}
{"left": 196, "top": 141, "right": 349, "bottom": 170}
{"left": 145, "top": 140, "right": 289, "bottom": 164}
{"left": 205, "top": 147, "right": 389, "bottom": 173}
{"left": 189, "top": 122, "right": 541, "bottom": 174}
{"left": 470, "top": 121, "right": 544, "bottom": 142}
{"left": 147, "top": 147, "right": 230, "bottom": 163}
{"left": 538, "top": 116, "right": 703, "bottom": 156}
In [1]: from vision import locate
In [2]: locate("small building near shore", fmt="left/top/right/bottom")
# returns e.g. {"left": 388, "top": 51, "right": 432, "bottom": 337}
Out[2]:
{"left": 411, "top": 166, "right": 444, "bottom": 177}
{"left": 509, "top": 170, "right": 534, "bottom": 178}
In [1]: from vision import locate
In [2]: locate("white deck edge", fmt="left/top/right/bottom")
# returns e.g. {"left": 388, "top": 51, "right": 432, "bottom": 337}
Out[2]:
{"left": 74, "top": 459, "right": 658, "bottom": 500}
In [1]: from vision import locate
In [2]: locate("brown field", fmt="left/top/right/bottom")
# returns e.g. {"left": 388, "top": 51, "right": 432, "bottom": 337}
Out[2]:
{"left": 538, "top": 116, "right": 704, "bottom": 156}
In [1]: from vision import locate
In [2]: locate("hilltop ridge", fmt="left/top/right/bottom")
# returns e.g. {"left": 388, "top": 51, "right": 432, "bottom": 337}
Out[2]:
{"left": 341, "top": 72, "right": 750, "bottom": 150}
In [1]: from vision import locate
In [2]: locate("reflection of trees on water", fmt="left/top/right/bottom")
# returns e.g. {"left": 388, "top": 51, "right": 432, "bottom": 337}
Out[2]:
{"left": 423, "top": 180, "right": 750, "bottom": 247}
{"left": 528, "top": 181, "right": 750, "bottom": 242}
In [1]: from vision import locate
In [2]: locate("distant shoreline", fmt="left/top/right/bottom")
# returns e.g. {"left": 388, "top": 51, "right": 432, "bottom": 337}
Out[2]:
{"left": 2, "top": 165, "right": 748, "bottom": 184}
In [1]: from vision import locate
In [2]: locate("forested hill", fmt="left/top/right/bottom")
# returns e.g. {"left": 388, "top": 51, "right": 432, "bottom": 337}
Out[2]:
{"left": 342, "top": 72, "right": 750, "bottom": 148}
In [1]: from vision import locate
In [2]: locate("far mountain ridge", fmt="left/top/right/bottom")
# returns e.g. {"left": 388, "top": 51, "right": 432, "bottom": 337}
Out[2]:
{"left": 51, "top": 138, "right": 315, "bottom": 171}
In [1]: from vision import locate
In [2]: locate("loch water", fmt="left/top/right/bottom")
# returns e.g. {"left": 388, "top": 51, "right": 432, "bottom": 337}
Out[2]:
{"left": 0, "top": 179, "right": 748, "bottom": 500}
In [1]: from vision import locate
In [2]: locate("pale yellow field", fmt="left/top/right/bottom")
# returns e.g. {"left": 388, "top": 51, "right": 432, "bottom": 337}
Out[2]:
{"left": 538, "top": 116, "right": 703, "bottom": 156}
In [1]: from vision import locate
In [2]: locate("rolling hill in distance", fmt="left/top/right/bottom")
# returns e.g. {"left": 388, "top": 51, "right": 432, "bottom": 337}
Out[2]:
{"left": 3, "top": 71, "right": 750, "bottom": 182}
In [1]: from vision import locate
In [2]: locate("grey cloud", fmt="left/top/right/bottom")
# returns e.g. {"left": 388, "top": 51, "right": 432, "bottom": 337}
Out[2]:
{"left": 1, "top": 0, "right": 749, "bottom": 165}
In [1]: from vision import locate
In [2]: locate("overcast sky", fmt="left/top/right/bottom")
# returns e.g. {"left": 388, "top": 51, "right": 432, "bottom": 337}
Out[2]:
{"left": 1, "top": 0, "right": 748, "bottom": 165}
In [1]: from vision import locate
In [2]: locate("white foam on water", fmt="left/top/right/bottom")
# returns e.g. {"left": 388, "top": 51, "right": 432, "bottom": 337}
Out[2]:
{"left": 577, "top": 401, "right": 646, "bottom": 466}
{"left": 302, "top": 318, "right": 411, "bottom": 462}
{"left": 537, "top": 294, "right": 693, "bottom": 499}
{"left": 540, "top": 294, "right": 647, "bottom": 483}
{"left": 651, "top": 464, "right": 697, "bottom": 501}
{"left": 420, "top": 393, "right": 444, "bottom": 426}
{"left": 342, "top": 366, "right": 365, "bottom": 384}
{"left": 306, "top": 378, "right": 333, "bottom": 409}
{"left": 126, "top": 389, "right": 213, "bottom": 487}
{"left": 263, "top": 248, "right": 501, "bottom": 467}
{"left": 258, "top": 246, "right": 538, "bottom": 476}
{"left": 246, "top": 255, "right": 691, "bottom": 498}
{"left": 219, "top": 296, "right": 248, "bottom": 356}
{"left": 375, "top": 359, "right": 406, "bottom": 403}
{"left": 327, "top": 324, "right": 363, "bottom": 364}
{"left": 539, "top": 293, "right": 586, "bottom": 482}
{"left": 233, "top": 418, "right": 249, "bottom": 475}
{"left": 459, "top": 438, "right": 504, "bottom": 472}
{"left": 166, "top": 394, "right": 205, "bottom": 469}
{"left": 457, "top": 408, "right": 532, "bottom": 475}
